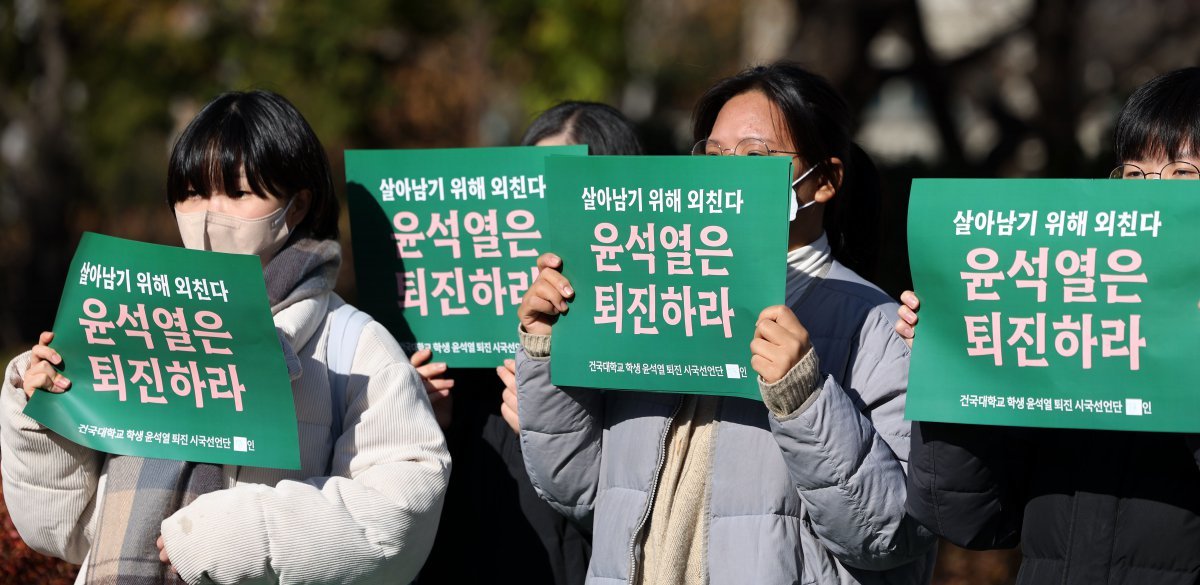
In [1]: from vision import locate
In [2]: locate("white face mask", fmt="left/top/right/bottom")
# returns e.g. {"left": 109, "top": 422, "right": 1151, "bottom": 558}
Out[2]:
{"left": 787, "top": 163, "right": 821, "bottom": 222}
{"left": 175, "top": 197, "right": 294, "bottom": 258}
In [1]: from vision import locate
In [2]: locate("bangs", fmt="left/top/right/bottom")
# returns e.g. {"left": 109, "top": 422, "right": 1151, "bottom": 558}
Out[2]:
{"left": 1113, "top": 110, "right": 1200, "bottom": 161}
{"left": 1115, "top": 68, "right": 1200, "bottom": 163}
{"left": 1117, "top": 122, "right": 1199, "bottom": 163}
{"left": 164, "top": 90, "right": 339, "bottom": 239}
{"left": 166, "top": 101, "right": 276, "bottom": 204}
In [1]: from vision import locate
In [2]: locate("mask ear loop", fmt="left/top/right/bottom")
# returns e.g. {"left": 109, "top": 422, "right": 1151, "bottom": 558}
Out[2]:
{"left": 271, "top": 197, "right": 296, "bottom": 229}
{"left": 788, "top": 163, "right": 822, "bottom": 221}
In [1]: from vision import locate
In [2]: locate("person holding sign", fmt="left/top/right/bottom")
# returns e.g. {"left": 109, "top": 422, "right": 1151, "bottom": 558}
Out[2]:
{"left": 0, "top": 91, "right": 450, "bottom": 584}
{"left": 514, "top": 63, "right": 935, "bottom": 584}
{"left": 417, "top": 101, "right": 642, "bottom": 585}
{"left": 899, "top": 68, "right": 1200, "bottom": 583}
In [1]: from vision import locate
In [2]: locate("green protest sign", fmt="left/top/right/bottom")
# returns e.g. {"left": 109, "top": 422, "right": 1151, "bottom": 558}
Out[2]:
{"left": 346, "top": 146, "right": 588, "bottom": 367}
{"left": 24, "top": 233, "right": 300, "bottom": 469}
{"left": 545, "top": 155, "right": 791, "bottom": 400}
{"left": 906, "top": 179, "right": 1200, "bottom": 433}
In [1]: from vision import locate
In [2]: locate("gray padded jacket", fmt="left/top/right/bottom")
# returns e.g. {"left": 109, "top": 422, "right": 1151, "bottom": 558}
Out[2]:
{"left": 516, "top": 261, "right": 937, "bottom": 585}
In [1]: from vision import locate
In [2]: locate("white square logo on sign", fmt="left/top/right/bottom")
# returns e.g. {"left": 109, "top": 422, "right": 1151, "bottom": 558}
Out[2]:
{"left": 234, "top": 436, "right": 249, "bottom": 451}
{"left": 1125, "top": 399, "right": 1144, "bottom": 416}
{"left": 725, "top": 364, "right": 741, "bottom": 379}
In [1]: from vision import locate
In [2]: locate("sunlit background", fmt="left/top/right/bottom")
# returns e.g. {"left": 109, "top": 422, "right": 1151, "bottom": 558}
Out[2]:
{"left": 1, "top": 0, "right": 1197, "bottom": 582}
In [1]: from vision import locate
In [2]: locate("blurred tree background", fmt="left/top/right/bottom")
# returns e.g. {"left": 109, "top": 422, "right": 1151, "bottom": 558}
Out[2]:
{"left": 0, "top": 0, "right": 1196, "bottom": 582}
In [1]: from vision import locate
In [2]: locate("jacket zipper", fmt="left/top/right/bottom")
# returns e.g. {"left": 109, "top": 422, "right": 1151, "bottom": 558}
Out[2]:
{"left": 626, "top": 397, "right": 685, "bottom": 584}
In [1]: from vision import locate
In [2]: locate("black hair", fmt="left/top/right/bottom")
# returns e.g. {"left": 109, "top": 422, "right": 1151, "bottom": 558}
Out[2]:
{"left": 692, "top": 62, "right": 882, "bottom": 278}
{"left": 166, "top": 90, "right": 339, "bottom": 240}
{"left": 520, "top": 101, "right": 644, "bottom": 155}
{"left": 1115, "top": 67, "right": 1200, "bottom": 163}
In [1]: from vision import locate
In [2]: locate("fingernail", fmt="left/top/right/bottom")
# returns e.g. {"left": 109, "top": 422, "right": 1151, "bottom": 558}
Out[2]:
{"left": 435, "top": 363, "right": 446, "bottom": 371}
{"left": 563, "top": 286, "right": 574, "bottom": 296}
{"left": 56, "top": 377, "right": 71, "bottom": 388}
{"left": 52, "top": 353, "right": 61, "bottom": 364}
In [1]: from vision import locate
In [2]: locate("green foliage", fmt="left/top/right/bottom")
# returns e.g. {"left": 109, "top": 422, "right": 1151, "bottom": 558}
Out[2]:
{"left": 488, "top": 0, "right": 628, "bottom": 113}
{"left": 10, "top": 0, "right": 629, "bottom": 213}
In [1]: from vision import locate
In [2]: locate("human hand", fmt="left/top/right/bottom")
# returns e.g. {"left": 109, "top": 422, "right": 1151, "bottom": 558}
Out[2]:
{"left": 750, "top": 306, "right": 812, "bottom": 384}
{"left": 156, "top": 535, "right": 174, "bottom": 572}
{"left": 517, "top": 253, "right": 574, "bottom": 336}
{"left": 20, "top": 331, "right": 71, "bottom": 399}
{"left": 411, "top": 348, "right": 454, "bottom": 429}
{"left": 496, "top": 359, "right": 519, "bottom": 435}
{"left": 894, "top": 290, "right": 920, "bottom": 348}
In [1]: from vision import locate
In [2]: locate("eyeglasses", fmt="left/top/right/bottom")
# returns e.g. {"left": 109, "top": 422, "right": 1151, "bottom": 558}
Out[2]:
{"left": 1108, "top": 161, "right": 1200, "bottom": 180}
{"left": 691, "top": 137, "right": 801, "bottom": 158}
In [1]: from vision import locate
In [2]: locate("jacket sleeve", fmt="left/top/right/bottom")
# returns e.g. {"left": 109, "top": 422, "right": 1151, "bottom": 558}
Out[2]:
{"left": 0, "top": 351, "right": 104, "bottom": 564}
{"left": 767, "top": 308, "right": 937, "bottom": 571}
{"left": 161, "top": 322, "right": 451, "bottom": 585}
{"left": 906, "top": 420, "right": 1027, "bottom": 550}
{"left": 516, "top": 344, "right": 604, "bottom": 528}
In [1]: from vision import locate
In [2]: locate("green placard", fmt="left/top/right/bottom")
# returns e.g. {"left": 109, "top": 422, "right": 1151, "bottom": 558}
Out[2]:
{"left": 346, "top": 146, "right": 588, "bottom": 367}
{"left": 545, "top": 155, "right": 792, "bottom": 400}
{"left": 906, "top": 179, "right": 1200, "bottom": 432}
{"left": 25, "top": 233, "right": 300, "bottom": 468}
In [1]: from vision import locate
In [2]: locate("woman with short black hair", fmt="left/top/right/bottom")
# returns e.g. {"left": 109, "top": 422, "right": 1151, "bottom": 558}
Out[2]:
{"left": 166, "top": 90, "right": 342, "bottom": 244}
{"left": 1, "top": 90, "right": 451, "bottom": 584}
{"left": 901, "top": 67, "right": 1200, "bottom": 585}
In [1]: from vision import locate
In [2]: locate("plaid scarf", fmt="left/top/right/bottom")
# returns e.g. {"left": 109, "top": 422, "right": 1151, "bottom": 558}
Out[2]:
{"left": 85, "top": 458, "right": 222, "bottom": 585}
{"left": 264, "top": 236, "right": 341, "bottom": 312}
{"left": 265, "top": 237, "right": 342, "bottom": 376}
{"left": 85, "top": 236, "right": 341, "bottom": 584}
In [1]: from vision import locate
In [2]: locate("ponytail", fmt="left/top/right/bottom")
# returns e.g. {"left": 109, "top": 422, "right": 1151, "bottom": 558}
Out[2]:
{"left": 823, "top": 143, "right": 882, "bottom": 280}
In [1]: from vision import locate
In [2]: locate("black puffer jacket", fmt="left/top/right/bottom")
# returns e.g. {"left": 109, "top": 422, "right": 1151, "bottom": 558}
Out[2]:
{"left": 907, "top": 421, "right": 1200, "bottom": 585}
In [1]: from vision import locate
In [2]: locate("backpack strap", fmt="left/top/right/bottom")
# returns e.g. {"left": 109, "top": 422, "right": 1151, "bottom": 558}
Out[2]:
{"left": 325, "top": 302, "right": 372, "bottom": 473}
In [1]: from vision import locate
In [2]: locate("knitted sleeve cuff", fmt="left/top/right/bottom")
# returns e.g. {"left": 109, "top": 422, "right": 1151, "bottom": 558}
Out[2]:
{"left": 758, "top": 349, "right": 822, "bottom": 418}
{"left": 518, "top": 326, "right": 552, "bottom": 359}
